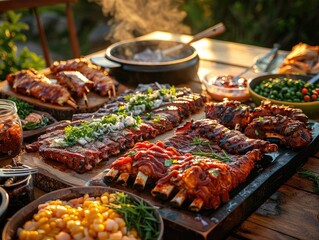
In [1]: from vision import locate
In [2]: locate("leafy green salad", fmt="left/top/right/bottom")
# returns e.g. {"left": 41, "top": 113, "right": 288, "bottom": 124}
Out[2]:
{"left": 8, "top": 96, "right": 50, "bottom": 130}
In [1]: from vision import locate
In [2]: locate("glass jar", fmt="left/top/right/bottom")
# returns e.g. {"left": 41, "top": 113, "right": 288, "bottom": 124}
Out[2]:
{"left": 0, "top": 99, "right": 23, "bottom": 159}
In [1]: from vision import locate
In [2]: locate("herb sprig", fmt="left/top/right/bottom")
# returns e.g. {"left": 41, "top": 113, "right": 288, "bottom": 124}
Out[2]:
{"left": 63, "top": 112, "right": 142, "bottom": 147}
{"left": 192, "top": 149, "right": 232, "bottom": 162}
{"left": 191, "top": 137, "right": 212, "bottom": 146}
{"left": 110, "top": 192, "right": 160, "bottom": 240}
{"left": 298, "top": 169, "right": 319, "bottom": 192}
{"left": 191, "top": 137, "right": 232, "bottom": 162}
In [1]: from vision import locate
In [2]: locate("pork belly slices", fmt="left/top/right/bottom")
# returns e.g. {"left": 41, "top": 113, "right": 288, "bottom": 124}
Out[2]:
{"left": 6, "top": 69, "right": 77, "bottom": 109}
{"left": 175, "top": 119, "right": 278, "bottom": 154}
{"left": 251, "top": 100, "right": 308, "bottom": 123}
{"left": 154, "top": 149, "right": 262, "bottom": 211}
{"left": 205, "top": 100, "right": 251, "bottom": 130}
{"left": 50, "top": 57, "right": 117, "bottom": 97}
{"left": 245, "top": 115, "right": 313, "bottom": 148}
{"left": 105, "top": 141, "right": 180, "bottom": 190}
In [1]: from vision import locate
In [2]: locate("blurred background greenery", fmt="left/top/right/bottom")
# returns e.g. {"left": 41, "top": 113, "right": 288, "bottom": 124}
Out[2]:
{"left": 1, "top": 0, "right": 319, "bottom": 68}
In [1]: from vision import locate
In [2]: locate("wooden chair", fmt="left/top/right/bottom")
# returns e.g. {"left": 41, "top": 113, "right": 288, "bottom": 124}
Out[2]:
{"left": 0, "top": 0, "right": 81, "bottom": 66}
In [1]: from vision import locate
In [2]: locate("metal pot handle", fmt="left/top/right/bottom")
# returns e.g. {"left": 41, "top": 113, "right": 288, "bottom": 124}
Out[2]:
{"left": 90, "top": 56, "right": 121, "bottom": 68}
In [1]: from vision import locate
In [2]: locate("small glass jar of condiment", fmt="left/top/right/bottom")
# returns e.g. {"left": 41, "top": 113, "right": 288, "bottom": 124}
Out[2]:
{"left": 0, "top": 99, "right": 23, "bottom": 159}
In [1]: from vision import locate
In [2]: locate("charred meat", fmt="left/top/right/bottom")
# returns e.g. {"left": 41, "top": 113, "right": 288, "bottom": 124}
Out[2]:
{"left": 25, "top": 84, "right": 206, "bottom": 173}
{"left": 251, "top": 100, "right": 308, "bottom": 123}
{"left": 106, "top": 140, "right": 263, "bottom": 211}
{"left": 205, "top": 100, "right": 251, "bottom": 130}
{"left": 175, "top": 119, "right": 278, "bottom": 154}
{"left": 55, "top": 71, "right": 93, "bottom": 100}
{"left": 6, "top": 69, "right": 77, "bottom": 109}
{"left": 245, "top": 115, "right": 312, "bottom": 148}
{"left": 50, "top": 57, "right": 117, "bottom": 97}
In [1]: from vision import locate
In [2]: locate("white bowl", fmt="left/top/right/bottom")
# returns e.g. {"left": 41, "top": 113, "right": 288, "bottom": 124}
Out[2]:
{"left": 203, "top": 73, "right": 250, "bottom": 102}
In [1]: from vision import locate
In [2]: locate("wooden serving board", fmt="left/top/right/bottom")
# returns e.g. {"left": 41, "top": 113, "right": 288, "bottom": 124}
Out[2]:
{"left": 0, "top": 80, "right": 126, "bottom": 121}
{"left": 18, "top": 112, "right": 205, "bottom": 187}
{"left": 17, "top": 114, "right": 319, "bottom": 239}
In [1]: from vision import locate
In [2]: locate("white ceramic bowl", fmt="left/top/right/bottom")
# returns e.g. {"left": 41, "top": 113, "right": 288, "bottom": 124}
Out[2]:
{"left": 203, "top": 73, "right": 250, "bottom": 102}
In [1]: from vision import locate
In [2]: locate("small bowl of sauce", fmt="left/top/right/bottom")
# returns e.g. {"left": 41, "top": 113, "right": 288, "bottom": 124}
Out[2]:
{"left": 203, "top": 74, "right": 250, "bottom": 102}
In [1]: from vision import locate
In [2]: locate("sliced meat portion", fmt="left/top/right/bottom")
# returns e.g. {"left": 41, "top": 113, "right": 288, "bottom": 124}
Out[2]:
{"left": 6, "top": 69, "right": 77, "bottom": 108}
{"left": 251, "top": 100, "right": 308, "bottom": 123}
{"left": 245, "top": 115, "right": 312, "bottom": 148}
{"left": 55, "top": 71, "right": 93, "bottom": 99}
{"left": 175, "top": 119, "right": 278, "bottom": 154}
{"left": 50, "top": 57, "right": 118, "bottom": 97}
{"left": 205, "top": 100, "right": 251, "bottom": 130}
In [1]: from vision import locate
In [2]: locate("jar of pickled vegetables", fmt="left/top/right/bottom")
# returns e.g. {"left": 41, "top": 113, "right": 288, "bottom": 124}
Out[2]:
{"left": 0, "top": 99, "right": 23, "bottom": 159}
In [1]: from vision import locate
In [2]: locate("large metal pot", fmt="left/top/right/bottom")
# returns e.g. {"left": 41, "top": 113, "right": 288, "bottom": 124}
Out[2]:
{"left": 104, "top": 39, "right": 200, "bottom": 86}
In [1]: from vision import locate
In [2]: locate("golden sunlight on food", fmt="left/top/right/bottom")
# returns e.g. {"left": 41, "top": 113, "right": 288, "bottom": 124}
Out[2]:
{"left": 279, "top": 42, "right": 319, "bottom": 74}
{"left": 2, "top": 20, "right": 319, "bottom": 239}
{"left": 17, "top": 191, "right": 159, "bottom": 240}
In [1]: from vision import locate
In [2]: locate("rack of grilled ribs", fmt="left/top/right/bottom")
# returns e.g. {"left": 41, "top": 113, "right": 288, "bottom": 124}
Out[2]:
{"left": 105, "top": 139, "right": 264, "bottom": 211}
{"left": 205, "top": 100, "right": 312, "bottom": 148}
{"left": 71, "top": 85, "right": 204, "bottom": 121}
{"left": 105, "top": 119, "right": 277, "bottom": 211}
{"left": 25, "top": 85, "right": 206, "bottom": 173}
{"left": 172, "top": 119, "right": 278, "bottom": 154}
{"left": 50, "top": 57, "right": 118, "bottom": 97}
{"left": 26, "top": 118, "right": 159, "bottom": 173}
{"left": 245, "top": 115, "right": 312, "bottom": 148}
{"left": 251, "top": 100, "right": 308, "bottom": 123}
{"left": 6, "top": 69, "right": 77, "bottom": 109}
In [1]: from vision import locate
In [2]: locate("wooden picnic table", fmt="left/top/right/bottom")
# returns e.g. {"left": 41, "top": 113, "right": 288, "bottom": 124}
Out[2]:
{"left": 88, "top": 31, "right": 319, "bottom": 239}
{"left": 2, "top": 31, "right": 319, "bottom": 239}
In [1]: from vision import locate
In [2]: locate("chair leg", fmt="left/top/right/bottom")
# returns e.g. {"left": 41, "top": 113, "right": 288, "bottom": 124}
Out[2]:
{"left": 32, "top": 7, "right": 51, "bottom": 67}
{"left": 65, "top": 2, "right": 80, "bottom": 58}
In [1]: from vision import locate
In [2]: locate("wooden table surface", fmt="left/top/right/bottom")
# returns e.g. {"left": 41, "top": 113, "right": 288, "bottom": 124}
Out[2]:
{"left": 111, "top": 31, "right": 319, "bottom": 239}
{"left": 143, "top": 31, "right": 319, "bottom": 240}
{"left": 2, "top": 31, "right": 319, "bottom": 239}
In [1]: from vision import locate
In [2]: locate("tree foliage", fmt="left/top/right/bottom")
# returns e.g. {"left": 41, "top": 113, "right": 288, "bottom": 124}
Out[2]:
{"left": 0, "top": 11, "right": 45, "bottom": 80}
{"left": 184, "top": 0, "right": 319, "bottom": 50}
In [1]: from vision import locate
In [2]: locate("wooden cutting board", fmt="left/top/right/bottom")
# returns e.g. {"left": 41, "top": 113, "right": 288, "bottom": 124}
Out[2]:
{"left": 0, "top": 80, "right": 127, "bottom": 120}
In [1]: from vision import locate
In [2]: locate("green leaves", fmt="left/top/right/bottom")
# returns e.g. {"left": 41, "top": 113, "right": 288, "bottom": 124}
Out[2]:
{"left": 111, "top": 192, "right": 160, "bottom": 240}
{"left": 298, "top": 169, "right": 319, "bottom": 193}
{"left": 8, "top": 96, "right": 34, "bottom": 119}
{"left": 191, "top": 137, "right": 232, "bottom": 162}
{"left": 23, "top": 116, "right": 50, "bottom": 130}
{"left": 0, "top": 11, "right": 45, "bottom": 80}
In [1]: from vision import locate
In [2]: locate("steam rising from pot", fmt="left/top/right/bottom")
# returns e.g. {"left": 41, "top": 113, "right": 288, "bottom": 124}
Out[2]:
{"left": 95, "top": 0, "right": 191, "bottom": 42}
